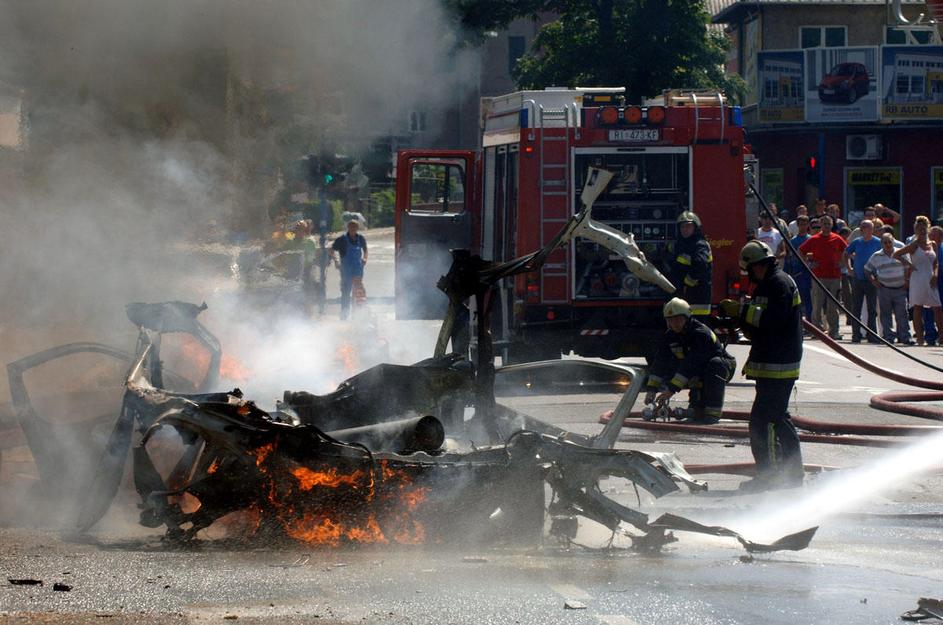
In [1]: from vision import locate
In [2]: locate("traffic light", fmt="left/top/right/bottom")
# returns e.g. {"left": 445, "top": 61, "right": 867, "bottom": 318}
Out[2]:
{"left": 805, "top": 154, "right": 819, "bottom": 186}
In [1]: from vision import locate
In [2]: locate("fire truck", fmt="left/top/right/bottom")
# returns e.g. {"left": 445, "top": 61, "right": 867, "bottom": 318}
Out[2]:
{"left": 394, "top": 87, "right": 749, "bottom": 361}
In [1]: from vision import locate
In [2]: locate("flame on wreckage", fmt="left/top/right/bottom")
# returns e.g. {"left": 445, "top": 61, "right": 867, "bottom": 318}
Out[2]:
{"left": 19, "top": 299, "right": 807, "bottom": 553}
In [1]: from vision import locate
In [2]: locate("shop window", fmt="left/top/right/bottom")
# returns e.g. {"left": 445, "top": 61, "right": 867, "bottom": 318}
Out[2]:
{"left": 933, "top": 168, "right": 943, "bottom": 223}
{"left": 845, "top": 168, "right": 902, "bottom": 226}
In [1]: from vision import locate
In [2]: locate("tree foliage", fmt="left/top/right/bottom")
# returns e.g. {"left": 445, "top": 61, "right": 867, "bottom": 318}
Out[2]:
{"left": 447, "top": 0, "right": 744, "bottom": 103}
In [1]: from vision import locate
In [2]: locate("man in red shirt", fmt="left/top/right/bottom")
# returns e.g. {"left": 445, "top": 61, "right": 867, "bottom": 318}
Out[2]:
{"left": 799, "top": 215, "right": 848, "bottom": 339}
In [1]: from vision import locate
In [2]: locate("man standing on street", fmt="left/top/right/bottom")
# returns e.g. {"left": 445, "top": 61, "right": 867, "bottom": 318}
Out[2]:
{"left": 725, "top": 241, "right": 804, "bottom": 491}
{"left": 331, "top": 219, "right": 368, "bottom": 320}
{"left": 865, "top": 233, "right": 914, "bottom": 344}
{"left": 844, "top": 220, "right": 882, "bottom": 343}
{"left": 799, "top": 215, "right": 847, "bottom": 339}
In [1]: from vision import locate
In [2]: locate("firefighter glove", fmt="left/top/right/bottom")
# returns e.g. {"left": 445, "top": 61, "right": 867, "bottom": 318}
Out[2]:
{"left": 719, "top": 299, "right": 741, "bottom": 319}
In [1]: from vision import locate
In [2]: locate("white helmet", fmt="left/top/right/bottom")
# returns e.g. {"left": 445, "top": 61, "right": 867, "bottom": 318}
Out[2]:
{"left": 663, "top": 297, "right": 692, "bottom": 319}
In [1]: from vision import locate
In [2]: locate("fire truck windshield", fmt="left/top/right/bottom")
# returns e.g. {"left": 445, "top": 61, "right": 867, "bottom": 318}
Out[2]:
{"left": 573, "top": 150, "right": 690, "bottom": 300}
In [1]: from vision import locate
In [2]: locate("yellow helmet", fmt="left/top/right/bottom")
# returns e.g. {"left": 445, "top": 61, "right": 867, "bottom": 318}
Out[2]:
{"left": 739, "top": 240, "right": 775, "bottom": 271}
{"left": 676, "top": 211, "right": 701, "bottom": 227}
{"left": 663, "top": 297, "right": 692, "bottom": 319}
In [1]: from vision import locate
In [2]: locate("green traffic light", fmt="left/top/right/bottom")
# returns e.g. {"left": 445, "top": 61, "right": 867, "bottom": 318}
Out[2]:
{"left": 324, "top": 173, "right": 334, "bottom": 185}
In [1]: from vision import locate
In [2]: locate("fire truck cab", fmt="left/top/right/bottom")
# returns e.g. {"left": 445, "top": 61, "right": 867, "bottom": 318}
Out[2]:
{"left": 394, "top": 87, "right": 748, "bottom": 361}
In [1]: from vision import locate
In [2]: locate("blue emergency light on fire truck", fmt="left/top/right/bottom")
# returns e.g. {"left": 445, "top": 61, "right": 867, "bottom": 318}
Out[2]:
{"left": 394, "top": 87, "right": 748, "bottom": 361}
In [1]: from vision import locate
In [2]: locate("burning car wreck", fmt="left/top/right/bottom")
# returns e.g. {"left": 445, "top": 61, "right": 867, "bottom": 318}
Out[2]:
{"left": 6, "top": 168, "right": 817, "bottom": 555}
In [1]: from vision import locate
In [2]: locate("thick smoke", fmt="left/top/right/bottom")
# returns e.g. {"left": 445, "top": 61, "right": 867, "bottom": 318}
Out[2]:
{"left": 0, "top": 1, "right": 475, "bottom": 527}
{"left": 0, "top": 0, "right": 474, "bottom": 345}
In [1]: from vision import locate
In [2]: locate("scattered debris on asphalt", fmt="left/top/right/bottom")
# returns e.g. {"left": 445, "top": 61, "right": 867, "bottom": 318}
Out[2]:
{"left": 8, "top": 579, "right": 43, "bottom": 586}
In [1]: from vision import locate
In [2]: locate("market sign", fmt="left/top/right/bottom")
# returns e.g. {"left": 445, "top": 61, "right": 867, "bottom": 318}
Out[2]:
{"left": 848, "top": 169, "right": 901, "bottom": 185}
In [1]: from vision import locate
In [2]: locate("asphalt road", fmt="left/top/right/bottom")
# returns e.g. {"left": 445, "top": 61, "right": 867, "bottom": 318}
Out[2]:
{"left": 3, "top": 226, "right": 943, "bottom": 624}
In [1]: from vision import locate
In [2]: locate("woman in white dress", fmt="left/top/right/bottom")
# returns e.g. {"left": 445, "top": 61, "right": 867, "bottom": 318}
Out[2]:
{"left": 894, "top": 216, "right": 943, "bottom": 345}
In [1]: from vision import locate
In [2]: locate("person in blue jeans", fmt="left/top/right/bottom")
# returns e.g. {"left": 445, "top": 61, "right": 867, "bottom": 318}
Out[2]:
{"left": 331, "top": 219, "right": 368, "bottom": 320}
{"left": 843, "top": 220, "right": 883, "bottom": 343}
{"left": 786, "top": 215, "right": 813, "bottom": 322}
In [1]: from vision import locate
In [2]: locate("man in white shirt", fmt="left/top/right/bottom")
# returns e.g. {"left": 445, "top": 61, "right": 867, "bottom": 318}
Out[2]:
{"left": 865, "top": 233, "right": 913, "bottom": 344}
{"left": 756, "top": 213, "right": 785, "bottom": 259}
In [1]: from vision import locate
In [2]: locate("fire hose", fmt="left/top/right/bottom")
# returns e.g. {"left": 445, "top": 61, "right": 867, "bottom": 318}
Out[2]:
{"left": 598, "top": 183, "right": 943, "bottom": 478}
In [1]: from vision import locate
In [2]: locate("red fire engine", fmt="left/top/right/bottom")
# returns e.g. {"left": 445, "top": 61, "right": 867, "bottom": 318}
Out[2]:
{"left": 394, "top": 87, "right": 749, "bottom": 361}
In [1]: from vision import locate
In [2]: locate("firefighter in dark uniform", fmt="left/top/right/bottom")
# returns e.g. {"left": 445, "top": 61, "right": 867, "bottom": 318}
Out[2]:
{"left": 723, "top": 240, "right": 805, "bottom": 491}
{"left": 644, "top": 297, "right": 736, "bottom": 425}
{"left": 670, "top": 211, "right": 713, "bottom": 318}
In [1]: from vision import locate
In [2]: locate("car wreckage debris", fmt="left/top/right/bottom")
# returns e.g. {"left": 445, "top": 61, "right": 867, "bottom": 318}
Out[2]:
{"left": 18, "top": 299, "right": 807, "bottom": 554}
{"left": 5, "top": 172, "right": 816, "bottom": 554}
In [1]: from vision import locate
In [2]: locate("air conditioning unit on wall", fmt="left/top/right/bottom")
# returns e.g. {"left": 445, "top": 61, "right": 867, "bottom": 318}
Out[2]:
{"left": 846, "top": 135, "right": 882, "bottom": 160}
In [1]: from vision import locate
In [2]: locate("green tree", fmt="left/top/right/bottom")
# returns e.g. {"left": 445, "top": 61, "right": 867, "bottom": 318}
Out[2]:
{"left": 447, "top": 0, "right": 744, "bottom": 103}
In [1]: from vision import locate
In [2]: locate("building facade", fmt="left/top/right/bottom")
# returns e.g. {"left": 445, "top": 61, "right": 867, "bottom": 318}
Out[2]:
{"left": 713, "top": 0, "right": 943, "bottom": 233}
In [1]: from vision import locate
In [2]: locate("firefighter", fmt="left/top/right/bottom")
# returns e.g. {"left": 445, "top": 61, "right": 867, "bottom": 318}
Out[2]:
{"left": 670, "top": 211, "right": 713, "bottom": 318}
{"left": 722, "top": 240, "right": 805, "bottom": 491}
{"left": 644, "top": 297, "right": 736, "bottom": 425}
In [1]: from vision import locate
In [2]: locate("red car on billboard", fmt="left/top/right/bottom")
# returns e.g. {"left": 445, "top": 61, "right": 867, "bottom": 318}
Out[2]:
{"left": 818, "top": 62, "right": 870, "bottom": 104}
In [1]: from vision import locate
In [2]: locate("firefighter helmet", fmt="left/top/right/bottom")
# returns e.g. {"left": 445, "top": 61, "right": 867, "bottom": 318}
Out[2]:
{"left": 663, "top": 297, "right": 692, "bottom": 319}
{"left": 676, "top": 211, "right": 701, "bottom": 227}
{"left": 739, "top": 240, "right": 776, "bottom": 271}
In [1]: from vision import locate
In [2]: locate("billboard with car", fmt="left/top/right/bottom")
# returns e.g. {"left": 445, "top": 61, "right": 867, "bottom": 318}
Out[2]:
{"left": 882, "top": 45, "right": 943, "bottom": 120}
{"left": 804, "top": 46, "right": 880, "bottom": 122}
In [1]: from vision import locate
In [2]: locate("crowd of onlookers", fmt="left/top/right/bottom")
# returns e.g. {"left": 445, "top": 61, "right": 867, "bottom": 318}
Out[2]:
{"left": 756, "top": 199, "right": 943, "bottom": 346}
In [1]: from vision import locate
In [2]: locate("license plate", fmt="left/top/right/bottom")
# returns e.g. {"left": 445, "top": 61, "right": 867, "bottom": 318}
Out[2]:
{"left": 608, "top": 128, "right": 660, "bottom": 142}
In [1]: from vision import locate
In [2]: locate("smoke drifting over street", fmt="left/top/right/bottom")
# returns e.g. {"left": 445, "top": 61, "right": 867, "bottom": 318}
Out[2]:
{"left": 0, "top": 0, "right": 475, "bottom": 332}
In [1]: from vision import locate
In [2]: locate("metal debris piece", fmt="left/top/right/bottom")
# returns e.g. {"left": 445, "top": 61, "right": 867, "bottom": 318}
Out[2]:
{"left": 8, "top": 579, "right": 42, "bottom": 586}
{"left": 904, "top": 598, "right": 943, "bottom": 622}
{"left": 53, "top": 582, "right": 72, "bottom": 591}
{"left": 651, "top": 513, "right": 818, "bottom": 553}
{"left": 564, "top": 600, "right": 587, "bottom": 610}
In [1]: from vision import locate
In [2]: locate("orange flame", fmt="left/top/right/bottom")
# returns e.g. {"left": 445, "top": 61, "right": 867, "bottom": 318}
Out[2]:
{"left": 252, "top": 442, "right": 276, "bottom": 468}
{"left": 207, "top": 458, "right": 220, "bottom": 475}
{"left": 220, "top": 354, "right": 250, "bottom": 384}
{"left": 335, "top": 343, "right": 358, "bottom": 375}
{"left": 291, "top": 466, "right": 365, "bottom": 490}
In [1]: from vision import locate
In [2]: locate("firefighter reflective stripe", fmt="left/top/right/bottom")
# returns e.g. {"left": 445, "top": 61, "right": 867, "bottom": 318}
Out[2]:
{"left": 683, "top": 275, "right": 699, "bottom": 287}
{"left": 690, "top": 304, "right": 711, "bottom": 315}
{"left": 705, "top": 406, "right": 723, "bottom": 417}
{"left": 743, "top": 360, "right": 801, "bottom": 379}
{"left": 676, "top": 254, "right": 692, "bottom": 266}
{"left": 671, "top": 346, "right": 685, "bottom": 359}
{"left": 753, "top": 296, "right": 769, "bottom": 304}
{"left": 706, "top": 252, "right": 713, "bottom": 263}
{"left": 745, "top": 304, "right": 763, "bottom": 326}
{"left": 670, "top": 373, "right": 689, "bottom": 388}
{"left": 647, "top": 374, "right": 663, "bottom": 387}
{"left": 792, "top": 291, "right": 802, "bottom": 307}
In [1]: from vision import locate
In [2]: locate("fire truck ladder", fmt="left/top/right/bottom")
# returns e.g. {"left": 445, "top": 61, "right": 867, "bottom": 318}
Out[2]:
{"left": 665, "top": 89, "right": 726, "bottom": 144}
{"left": 524, "top": 100, "right": 581, "bottom": 304}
